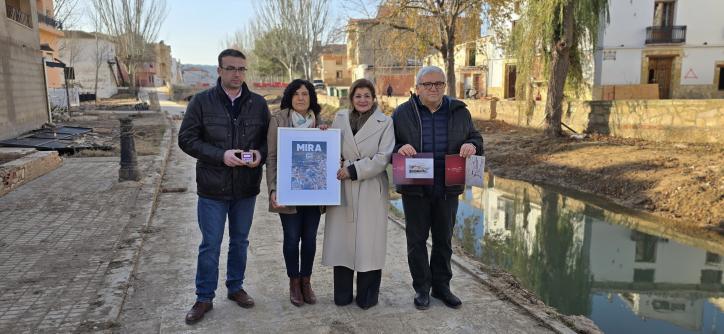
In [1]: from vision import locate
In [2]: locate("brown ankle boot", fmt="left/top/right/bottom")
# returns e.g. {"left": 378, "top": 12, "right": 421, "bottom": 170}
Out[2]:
{"left": 289, "top": 277, "right": 303, "bottom": 306}
{"left": 301, "top": 276, "right": 317, "bottom": 304}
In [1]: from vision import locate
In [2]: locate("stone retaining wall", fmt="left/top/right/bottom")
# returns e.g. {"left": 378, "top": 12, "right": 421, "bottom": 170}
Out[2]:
{"left": 379, "top": 96, "right": 724, "bottom": 144}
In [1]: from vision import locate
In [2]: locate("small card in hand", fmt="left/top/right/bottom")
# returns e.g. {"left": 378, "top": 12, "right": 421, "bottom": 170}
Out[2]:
{"left": 236, "top": 151, "right": 254, "bottom": 163}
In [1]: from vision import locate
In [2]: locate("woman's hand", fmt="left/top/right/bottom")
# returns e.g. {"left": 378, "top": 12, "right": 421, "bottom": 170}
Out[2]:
{"left": 270, "top": 191, "right": 285, "bottom": 208}
{"left": 318, "top": 124, "right": 329, "bottom": 131}
{"left": 336, "top": 167, "right": 350, "bottom": 180}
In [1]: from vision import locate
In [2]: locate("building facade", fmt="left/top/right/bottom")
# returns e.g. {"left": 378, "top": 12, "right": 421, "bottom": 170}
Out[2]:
{"left": 346, "top": 18, "right": 424, "bottom": 96}
{"left": 1, "top": 0, "right": 50, "bottom": 140}
{"left": 318, "top": 44, "right": 351, "bottom": 87}
{"left": 58, "top": 30, "right": 119, "bottom": 99}
{"left": 154, "top": 41, "right": 172, "bottom": 86}
{"left": 593, "top": 0, "right": 724, "bottom": 100}
{"left": 36, "top": 0, "right": 63, "bottom": 89}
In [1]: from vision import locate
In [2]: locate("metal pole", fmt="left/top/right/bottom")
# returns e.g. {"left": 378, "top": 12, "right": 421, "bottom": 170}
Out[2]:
{"left": 118, "top": 117, "right": 141, "bottom": 181}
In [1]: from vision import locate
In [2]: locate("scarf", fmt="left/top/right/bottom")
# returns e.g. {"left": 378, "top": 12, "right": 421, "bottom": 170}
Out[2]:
{"left": 291, "top": 110, "right": 316, "bottom": 128}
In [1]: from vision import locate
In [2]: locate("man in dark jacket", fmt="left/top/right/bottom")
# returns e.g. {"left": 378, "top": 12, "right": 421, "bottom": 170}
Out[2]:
{"left": 392, "top": 66, "right": 483, "bottom": 310}
{"left": 178, "top": 49, "right": 270, "bottom": 324}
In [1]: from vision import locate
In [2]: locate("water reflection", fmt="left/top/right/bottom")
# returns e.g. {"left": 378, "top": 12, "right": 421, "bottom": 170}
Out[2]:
{"left": 389, "top": 175, "right": 724, "bottom": 334}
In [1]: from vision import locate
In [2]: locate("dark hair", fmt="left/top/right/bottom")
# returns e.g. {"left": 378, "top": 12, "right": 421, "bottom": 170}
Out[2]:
{"left": 348, "top": 78, "right": 377, "bottom": 105}
{"left": 280, "top": 79, "right": 321, "bottom": 115}
{"left": 218, "top": 49, "right": 246, "bottom": 67}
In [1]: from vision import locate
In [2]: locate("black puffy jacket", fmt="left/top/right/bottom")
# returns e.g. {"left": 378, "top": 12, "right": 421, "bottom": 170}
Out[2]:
{"left": 391, "top": 94, "right": 484, "bottom": 196}
{"left": 178, "top": 82, "right": 270, "bottom": 200}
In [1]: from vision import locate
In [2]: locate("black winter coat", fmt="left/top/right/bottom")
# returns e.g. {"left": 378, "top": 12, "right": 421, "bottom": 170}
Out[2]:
{"left": 178, "top": 82, "right": 270, "bottom": 200}
{"left": 391, "top": 95, "right": 484, "bottom": 196}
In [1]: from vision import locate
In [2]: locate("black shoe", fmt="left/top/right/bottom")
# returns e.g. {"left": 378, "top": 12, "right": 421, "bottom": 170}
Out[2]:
{"left": 356, "top": 299, "right": 378, "bottom": 310}
{"left": 431, "top": 289, "right": 462, "bottom": 309}
{"left": 413, "top": 291, "right": 430, "bottom": 310}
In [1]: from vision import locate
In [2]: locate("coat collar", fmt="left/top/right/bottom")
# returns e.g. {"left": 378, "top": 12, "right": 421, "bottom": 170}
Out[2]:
{"left": 347, "top": 107, "right": 386, "bottom": 144}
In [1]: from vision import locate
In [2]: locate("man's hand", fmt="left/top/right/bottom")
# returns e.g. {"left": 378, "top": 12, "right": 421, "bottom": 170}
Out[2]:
{"left": 224, "top": 150, "right": 245, "bottom": 167}
{"left": 459, "top": 143, "right": 476, "bottom": 158}
{"left": 337, "top": 167, "right": 350, "bottom": 180}
{"left": 270, "top": 191, "right": 284, "bottom": 208}
{"left": 397, "top": 144, "right": 417, "bottom": 156}
{"left": 245, "top": 150, "right": 262, "bottom": 168}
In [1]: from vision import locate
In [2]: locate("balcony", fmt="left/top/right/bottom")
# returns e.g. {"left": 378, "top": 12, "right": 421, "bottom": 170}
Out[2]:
{"left": 6, "top": 4, "right": 32, "bottom": 28}
{"left": 645, "top": 26, "right": 686, "bottom": 44}
{"left": 38, "top": 12, "right": 62, "bottom": 30}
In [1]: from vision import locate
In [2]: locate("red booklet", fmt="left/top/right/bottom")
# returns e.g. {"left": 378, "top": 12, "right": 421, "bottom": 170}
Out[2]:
{"left": 445, "top": 154, "right": 486, "bottom": 187}
{"left": 445, "top": 155, "right": 466, "bottom": 186}
{"left": 392, "top": 153, "right": 434, "bottom": 185}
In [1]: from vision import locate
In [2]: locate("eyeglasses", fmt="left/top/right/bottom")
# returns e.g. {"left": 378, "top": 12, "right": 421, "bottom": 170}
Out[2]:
{"left": 221, "top": 66, "right": 248, "bottom": 73}
{"left": 419, "top": 81, "right": 446, "bottom": 90}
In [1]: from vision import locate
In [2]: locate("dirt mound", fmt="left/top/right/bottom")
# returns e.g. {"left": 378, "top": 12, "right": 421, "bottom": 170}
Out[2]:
{"left": 479, "top": 120, "right": 723, "bottom": 235}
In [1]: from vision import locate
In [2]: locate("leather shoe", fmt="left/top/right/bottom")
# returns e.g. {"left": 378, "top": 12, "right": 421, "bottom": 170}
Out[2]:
{"left": 300, "top": 276, "right": 317, "bottom": 304}
{"left": 413, "top": 291, "right": 430, "bottom": 310}
{"left": 228, "top": 289, "right": 255, "bottom": 308}
{"left": 431, "top": 289, "right": 462, "bottom": 309}
{"left": 185, "top": 301, "right": 212, "bottom": 325}
{"left": 289, "top": 277, "right": 304, "bottom": 306}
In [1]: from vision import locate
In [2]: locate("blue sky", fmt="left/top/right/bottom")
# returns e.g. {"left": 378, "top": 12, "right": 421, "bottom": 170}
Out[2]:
{"left": 156, "top": 0, "right": 365, "bottom": 65}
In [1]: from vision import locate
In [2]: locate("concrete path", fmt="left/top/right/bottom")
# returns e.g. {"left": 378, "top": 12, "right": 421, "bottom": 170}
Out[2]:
{"left": 117, "top": 123, "right": 554, "bottom": 334}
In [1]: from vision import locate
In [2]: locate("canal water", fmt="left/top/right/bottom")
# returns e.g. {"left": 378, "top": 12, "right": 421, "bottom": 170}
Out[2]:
{"left": 389, "top": 174, "right": 724, "bottom": 334}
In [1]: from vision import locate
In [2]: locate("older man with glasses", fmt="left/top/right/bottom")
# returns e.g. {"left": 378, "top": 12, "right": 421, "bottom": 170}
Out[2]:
{"left": 392, "top": 66, "right": 483, "bottom": 310}
{"left": 178, "top": 49, "right": 270, "bottom": 324}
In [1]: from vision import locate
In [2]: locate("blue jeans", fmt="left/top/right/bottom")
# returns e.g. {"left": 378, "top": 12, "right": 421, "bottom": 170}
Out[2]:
{"left": 279, "top": 206, "right": 321, "bottom": 278}
{"left": 195, "top": 195, "right": 256, "bottom": 302}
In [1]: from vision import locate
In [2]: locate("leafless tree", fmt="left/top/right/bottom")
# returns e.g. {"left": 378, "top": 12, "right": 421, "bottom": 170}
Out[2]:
{"left": 53, "top": 0, "right": 81, "bottom": 29}
{"left": 222, "top": 24, "right": 263, "bottom": 82}
{"left": 255, "top": 0, "right": 337, "bottom": 81}
{"left": 89, "top": 11, "right": 114, "bottom": 103}
{"left": 90, "top": 0, "right": 168, "bottom": 93}
{"left": 376, "top": 0, "right": 486, "bottom": 97}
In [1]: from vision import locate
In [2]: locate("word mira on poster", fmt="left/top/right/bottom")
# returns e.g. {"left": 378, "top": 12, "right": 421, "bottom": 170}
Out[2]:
{"left": 291, "top": 141, "right": 327, "bottom": 190}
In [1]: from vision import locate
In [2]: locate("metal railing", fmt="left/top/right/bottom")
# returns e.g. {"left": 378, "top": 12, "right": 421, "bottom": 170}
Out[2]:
{"left": 645, "top": 26, "right": 686, "bottom": 44}
{"left": 6, "top": 4, "right": 32, "bottom": 28}
{"left": 38, "top": 12, "right": 62, "bottom": 30}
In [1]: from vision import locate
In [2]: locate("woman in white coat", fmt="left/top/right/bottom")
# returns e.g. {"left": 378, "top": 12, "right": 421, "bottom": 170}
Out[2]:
{"left": 322, "top": 79, "right": 395, "bottom": 309}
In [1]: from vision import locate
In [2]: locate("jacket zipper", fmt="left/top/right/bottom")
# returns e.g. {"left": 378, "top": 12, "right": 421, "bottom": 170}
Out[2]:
{"left": 410, "top": 97, "right": 423, "bottom": 150}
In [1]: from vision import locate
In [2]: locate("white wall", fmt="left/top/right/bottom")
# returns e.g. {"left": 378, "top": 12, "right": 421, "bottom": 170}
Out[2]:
{"left": 680, "top": 47, "right": 724, "bottom": 85}
{"left": 58, "top": 36, "right": 118, "bottom": 99}
{"left": 677, "top": 0, "right": 724, "bottom": 45}
{"left": 588, "top": 220, "right": 724, "bottom": 284}
{"left": 600, "top": 0, "right": 652, "bottom": 48}
{"left": 598, "top": 49, "right": 643, "bottom": 85}
{"left": 602, "top": 0, "right": 724, "bottom": 48}
{"left": 597, "top": 0, "right": 724, "bottom": 87}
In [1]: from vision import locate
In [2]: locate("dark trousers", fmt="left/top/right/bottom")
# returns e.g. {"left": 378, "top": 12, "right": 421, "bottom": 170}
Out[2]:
{"left": 279, "top": 206, "right": 321, "bottom": 278}
{"left": 333, "top": 266, "right": 382, "bottom": 308}
{"left": 401, "top": 194, "right": 458, "bottom": 293}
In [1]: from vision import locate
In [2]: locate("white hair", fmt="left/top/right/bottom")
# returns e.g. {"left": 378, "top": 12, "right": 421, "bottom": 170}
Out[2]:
{"left": 415, "top": 66, "right": 446, "bottom": 85}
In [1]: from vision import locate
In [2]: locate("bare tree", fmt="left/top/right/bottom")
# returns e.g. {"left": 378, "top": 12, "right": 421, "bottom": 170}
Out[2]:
{"left": 53, "top": 0, "right": 81, "bottom": 29}
{"left": 90, "top": 0, "right": 168, "bottom": 94}
{"left": 373, "top": 0, "right": 487, "bottom": 97}
{"left": 222, "top": 24, "right": 265, "bottom": 82}
{"left": 89, "top": 11, "right": 114, "bottom": 104}
{"left": 255, "top": 0, "right": 336, "bottom": 81}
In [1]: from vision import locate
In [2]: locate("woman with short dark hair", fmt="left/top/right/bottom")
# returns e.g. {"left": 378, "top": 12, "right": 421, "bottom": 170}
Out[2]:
{"left": 266, "top": 79, "right": 325, "bottom": 306}
{"left": 322, "top": 79, "right": 395, "bottom": 309}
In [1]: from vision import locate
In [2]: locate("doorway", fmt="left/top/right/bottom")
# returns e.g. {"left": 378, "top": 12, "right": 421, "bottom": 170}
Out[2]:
{"left": 647, "top": 57, "right": 674, "bottom": 99}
